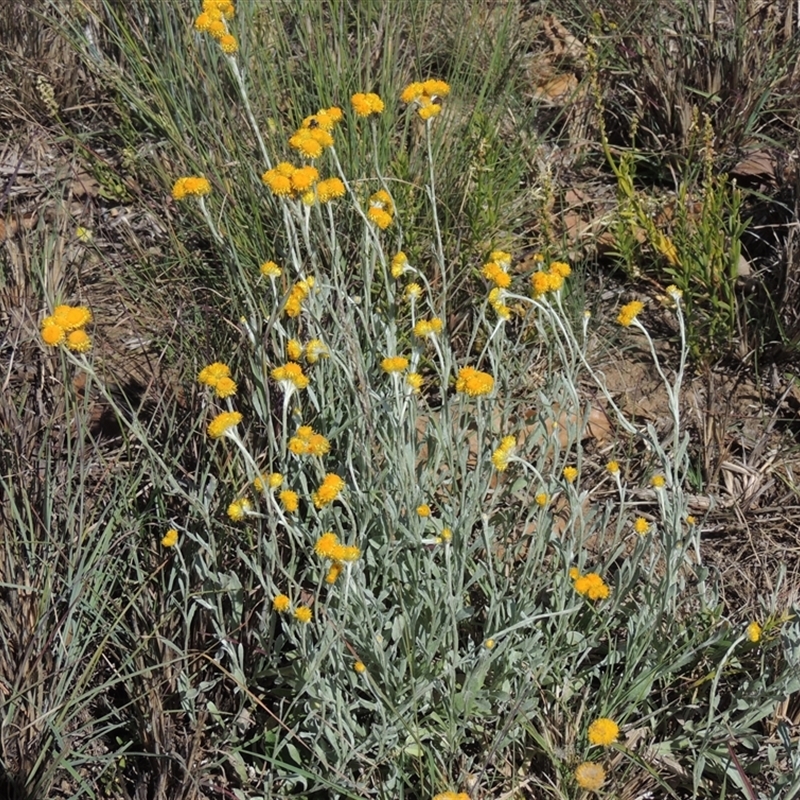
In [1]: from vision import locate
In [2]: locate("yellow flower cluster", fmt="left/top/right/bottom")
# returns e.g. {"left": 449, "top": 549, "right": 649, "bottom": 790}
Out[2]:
{"left": 284, "top": 277, "right": 315, "bottom": 318}
{"left": 562, "top": 466, "right": 578, "bottom": 483}
{"left": 312, "top": 473, "right": 345, "bottom": 508}
{"left": 491, "top": 435, "right": 516, "bottom": 471}
{"left": 570, "top": 568, "right": 610, "bottom": 601}
{"left": 171, "top": 176, "right": 211, "bottom": 200}
{"left": 41, "top": 304, "right": 93, "bottom": 352}
{"left": 482, "top": 250, "right": 513, "bottom": 318}
{"left": 161, "top": 528, "right": 179, "bottom": 548}
{"left": 530, "top": 259, "right": 571, "bottom": 299}
{"left": 198, "top": 361, "right": 237, "bottom": 398}
{"left": 413, "top": 318, "right": 443, "bottom": 338}
{"left": 289, "top": 106, "right": 343, "bottom": 159}
{"left": 280, "top": 489, "right": 299, "bottom": 512}
{"left": 367, "top": 189, "right": 394, "bottom": 229}
{"left": 381, "top": 356, "right": 409, "bottom": 373}
{"left": 260, "top": 260, "right": 282, "bottom": 278}
{"left": 455, "top": 365, "right": 494, "bottom": 397}
{"left": 272, "top": 593, "right": 312, "bottom": 622}
{"left": 227, "top": 497, "right": 253, "bottom": 521}
{"left": 262, "top": 162, "right": 319, "bottom": 200}
{"left": 391, "top": 251, "right": 409, "bottom": 277}
{"left": 271, "top": 362, "right": 309, "bottom": 391}
{"left": 314, "top": 531, "right": 360, "bottom": 563}
{"left": 254, "top": 472, "right": 283, "bottom": 493}
{"left": 207, "top": 410, "right": 242, "bottom": 439}
{"left": 400, "top": 78, "right": 451, "bottom": 120}
{"left": 193, "top": 0, "right": 238, "bottom": 54}
{"left": 574, "top": 761, "right": 606, "bottom": 791}
{"left": 289, "top": 425, "right": 330, "bottom": 457}
{"left": 351, "top": 92, "right": 385, "bottom": 117}
{"left": 617, "top": 299, "right": 644, "bottom": 327}
{"left": 587, "top": 717, "right": 619, "bottom": 746}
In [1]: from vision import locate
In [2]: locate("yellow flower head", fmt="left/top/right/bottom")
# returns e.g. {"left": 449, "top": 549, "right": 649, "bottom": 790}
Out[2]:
{"left": 574, "top": 761, "right": 606, "bottom": 792}
{"left": 573, "top": 572, "right": 610, "bottom": 601}
{"left": 391, "top": 252, "right": 409, "bottom": 277}
{"left": 214, "top": 376, "right": 237, "bottom": 399}
{"left": 351, "top": 92, "right": 385, "bottom": 117}
{"left": 651, "top": 474, "right": 666, "bottom": 489}
{"left": 401, "top": 79, "right": 451, "bottom": 118}
{"left": 288, "top": 425, "right": 330, "bottom": 457}
{"left": 406, "top": 372, "right": 423, "bottom": 393}
{"left": 271, "top": 362, "right": 309, "bottom": 390}
{"left": 606, "top": 460, "right": 620, "bottom": 475}
{"left": 268, "top": 472, "right": 283, "bottom": 489}
{"left": 294, "top": 606, "right": 312, "bottom": 623}
{"left": 634, "top": 516, "right": 650, "bottom": 535}
{"left": 535, "top": 492, "right": 548, "bottom": 507}
{"left": 227, "top": 498, "right": 253, "bottom": 521}
{"left": 279, "top": 489, "right": 299, "bottom": 513}
{"left": 381, "top": 356, "right": 409, "bottom": 373}
{"left": 41, "top": 322, "right": 66, "bottom": 346}
{"left": 413, "top": 318, "right": 443, "bottom": 338}
{"left": 549, "top": 260, "right": 572, "bottom": 278}
{"left": 262, "top": 164, "right": 295, "bottom": 196}
{"left": 485, "top": 638, "right": 495, "bottom": 649}
{"left": 287, "top": 339, "right": 304, "bottom": 361}
{"left": 198, "top": 362, "right": 231, "bottom": 387}
{"left": 316, "top": 177, "right": 345, "bottom": 203}
{"left": 291, "top": 165, "right": 319, "bottom": 193}
{"left": 455, "top": 366, "right": 494, "bottom": 397}
{"left": 405, "top": 283, "right": 422, "bottom": 301}
{"left": 353, "top": 660, "right": 366, "bottom": 673}
{"left": 171, "top": 176, "right": 211, "bottom": 200}
{"left": 369, "top": 189, "right": 393, "bottom": 214}
{"left": 491, "top": 435, "right": 516, "bottom": 472}
{"left": 587, "top": 717, "right": 619, "bottom": 747}
{"left": 481, "top": 261, "right": 512, "bottom": 288}
{"left": 312, "top": 473, "right": 345, "bottom": 508}
{"left": 562, "top": 466, "right": 578, "bottom": 483}
{"left": 367, "top": 206, "right": 392, "bottom": 229}
{"left": 416, "top": 504, "right": 431, "bottom": 518}
{"left": 53, "top": 304, "right": 93, "bottom": 331}
{"left": 489, "top": 249, "right": 512, "bottom": 267}
{"left": 315, "top": 531, "right": 341, "bottom": 559}
{"left": 272, "top": 593, "right": 290, "bottom": 613}
{"left": 305, "top": 338, "right": 329, "bottom": 363}
{"left": 218, "top": 34, "right": 238, "bottom": 53}
{"left": 161, "top": 528, "right": 179, "bottom": 548}
{"left": 746, "top": 621, "right": 762, "bottom": 643}
{"left": 617, "top": 300, "right": 644, "bottom": 327}
{"left": 326, "top": 562, "right": 343, "bottom": 584}
{"left": 207, "top": 411, "right": 242, "bottom": 439}
{"left": 65, "top": 329, "right": 92, "bottom": 353}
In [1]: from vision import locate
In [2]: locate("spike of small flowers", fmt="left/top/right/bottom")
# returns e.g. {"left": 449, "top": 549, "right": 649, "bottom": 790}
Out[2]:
{"left": 455, "top": 366, "right": 494, "bottom": 397}
{"left": 207, "top": 411, "right": 242, "bottom": 439}
{"left": 617, "top": 299, "right": 644, "bottom": 327}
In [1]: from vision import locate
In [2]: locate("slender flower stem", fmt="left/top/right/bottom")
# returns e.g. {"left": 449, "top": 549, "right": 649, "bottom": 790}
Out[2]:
{"left": 425, "top": 121, "right": 447, "bottom": 318}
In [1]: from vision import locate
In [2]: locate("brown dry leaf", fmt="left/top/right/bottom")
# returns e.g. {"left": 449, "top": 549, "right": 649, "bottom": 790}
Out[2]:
{"left": 731, "top": 150, "right": 777, "bottom": 182}
{"left": 534, "top": 72, "right": 578, "bottom": 105}
{"left": 542, "top": 14, "right": 587, "bottom": 62}
{"left": 70, "top": 170, "right": 102, "bottom": 199}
